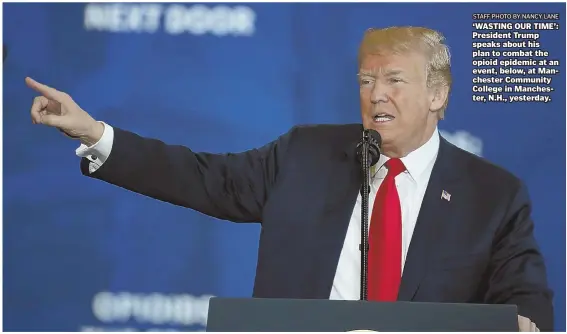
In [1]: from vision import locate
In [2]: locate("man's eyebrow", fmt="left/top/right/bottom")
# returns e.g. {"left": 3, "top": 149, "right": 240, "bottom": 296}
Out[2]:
{"left": 357, "top": 70, "right": 375, "bottom": 76}
{"left": 383, "top": 69, "right": 404, "bottom": 76}
{"left": 357, "top": 69, "right": 405, "bottom": 76}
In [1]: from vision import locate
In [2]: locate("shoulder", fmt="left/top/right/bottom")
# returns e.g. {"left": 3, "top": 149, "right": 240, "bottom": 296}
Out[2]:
{"left": 289, "top": 123, "right": 362, "bottom": 137}
{"left": 268, "top": 123, "right": 362, "bottom": 149}
{"left": 443, "top": 138, "right": 524, "bottom": 196}
{"left": 267, "top": 123, "right": 362, "bottom": 162}
{"left": 285, "top": 123, "right": 362, "bottom": 146}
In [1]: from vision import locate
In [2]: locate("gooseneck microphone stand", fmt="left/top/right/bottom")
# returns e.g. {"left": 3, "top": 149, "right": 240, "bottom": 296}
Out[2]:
{"left": 357, "top": 129, "right": 381, "bottom": 301}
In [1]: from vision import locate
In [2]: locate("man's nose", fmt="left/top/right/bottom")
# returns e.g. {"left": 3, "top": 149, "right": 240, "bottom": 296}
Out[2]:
{"left": 371, "top": 83, "right": 389, "bottom": 104}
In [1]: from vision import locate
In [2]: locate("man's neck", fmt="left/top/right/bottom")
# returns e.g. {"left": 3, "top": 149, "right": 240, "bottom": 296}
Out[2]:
{"left": 381, "top": 126, "right": 437, "bottom": 158}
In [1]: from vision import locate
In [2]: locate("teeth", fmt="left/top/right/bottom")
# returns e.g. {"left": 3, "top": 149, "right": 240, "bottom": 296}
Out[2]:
{"left": 373, "top": 114, "right": 393, "bottom": 122}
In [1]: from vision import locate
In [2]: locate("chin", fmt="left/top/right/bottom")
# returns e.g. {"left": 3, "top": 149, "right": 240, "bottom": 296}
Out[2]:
{"left": 371, "top": 127, "right": 396, "bottom": 146}
{"left": 364, "top": 121, "right": 396, "bottom": 134}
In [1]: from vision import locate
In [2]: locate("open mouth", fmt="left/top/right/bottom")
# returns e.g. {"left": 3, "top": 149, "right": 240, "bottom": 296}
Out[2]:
{"left": 372, "top": 113, "right": 395, "bottom": 123}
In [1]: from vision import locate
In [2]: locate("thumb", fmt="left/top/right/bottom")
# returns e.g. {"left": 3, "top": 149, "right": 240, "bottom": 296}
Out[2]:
{"left": 25, "top": 77, "right": 69, "bottom": 103}
{"left": 38, "top": 113, "right": 64, "bottom": 128}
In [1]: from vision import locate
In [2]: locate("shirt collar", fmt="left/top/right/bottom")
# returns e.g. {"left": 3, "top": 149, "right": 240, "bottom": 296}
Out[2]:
{"left": 372, "top": 127, "right": 440, "bottom": 181}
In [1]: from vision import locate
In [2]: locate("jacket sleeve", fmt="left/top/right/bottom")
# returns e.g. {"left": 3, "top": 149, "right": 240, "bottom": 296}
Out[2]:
{"left": 81, "top": 126, "right": 296, "bottom": 223}
{"left": 484, "top": 181, "right": 554, "bottom": 331}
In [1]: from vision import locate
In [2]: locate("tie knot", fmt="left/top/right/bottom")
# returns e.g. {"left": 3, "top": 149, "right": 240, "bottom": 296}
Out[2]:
{"left": 386, "top": 158, "right": 406, "bottom": 177}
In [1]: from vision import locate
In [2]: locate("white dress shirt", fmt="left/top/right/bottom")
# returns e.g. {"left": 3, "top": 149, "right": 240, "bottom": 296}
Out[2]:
{"left": 76, "top": 123, "right": 440, "bottom": 300}
{"left": 329, "top": 129, "right": 440, "bottom": 300}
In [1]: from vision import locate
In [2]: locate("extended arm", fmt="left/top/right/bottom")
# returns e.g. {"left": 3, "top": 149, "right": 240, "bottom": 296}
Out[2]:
{"left": 82, "top": 125, "right": 294, "bottom": 223}
{"left": 25, "top": 76, "right": 294, "bottom": 223}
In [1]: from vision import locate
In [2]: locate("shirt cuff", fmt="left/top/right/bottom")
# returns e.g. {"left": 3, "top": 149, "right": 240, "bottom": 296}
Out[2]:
{"left": 75, "top": 122, "right": 114, "bottom": 173}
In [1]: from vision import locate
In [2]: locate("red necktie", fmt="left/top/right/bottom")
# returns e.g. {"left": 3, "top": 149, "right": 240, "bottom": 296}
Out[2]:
{"left": 368, "top": 158, "right": 406, "bottom": 301}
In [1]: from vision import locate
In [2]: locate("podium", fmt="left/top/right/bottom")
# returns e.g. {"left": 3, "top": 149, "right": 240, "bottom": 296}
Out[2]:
{"left": 206, "top": 298, "right": 519, "bottom": 331}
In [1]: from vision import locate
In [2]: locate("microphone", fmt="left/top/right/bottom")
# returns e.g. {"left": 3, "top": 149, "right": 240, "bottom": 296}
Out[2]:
{"left": 356, "top": 129, "right": 381, "bottom": 197}
{"left": 356, "top": 128, "right": 382, "bottom": 301}
{"left": 356, "top": 129, "right": 382, "bottom": 168}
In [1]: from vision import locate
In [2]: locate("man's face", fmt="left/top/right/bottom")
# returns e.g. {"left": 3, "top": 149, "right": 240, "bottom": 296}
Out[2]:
{"left": 359, "top": 51, "right": 441, "bottom": 157}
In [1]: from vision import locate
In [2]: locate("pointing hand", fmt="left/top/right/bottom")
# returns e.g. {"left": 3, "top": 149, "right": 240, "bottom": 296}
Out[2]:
{"left": 26, "top": 77, "right": 104, "bottom": 145}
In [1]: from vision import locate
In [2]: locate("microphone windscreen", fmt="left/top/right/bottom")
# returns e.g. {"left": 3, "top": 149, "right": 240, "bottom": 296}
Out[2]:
{"left": 356, "top": 129, "right": 382, "bottom": 167}
{"left": 367, "top": 129, "right": 382, "bottom": 148}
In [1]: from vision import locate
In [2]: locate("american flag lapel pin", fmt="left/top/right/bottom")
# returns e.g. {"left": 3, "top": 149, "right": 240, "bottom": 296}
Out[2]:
{"left": 441, "top": 190, "right": 451, "bottom": 202}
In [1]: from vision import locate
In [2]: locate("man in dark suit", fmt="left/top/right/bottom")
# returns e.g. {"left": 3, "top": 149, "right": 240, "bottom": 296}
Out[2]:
{"left": 26, "top": 26, "right": 552, "bottom": 331}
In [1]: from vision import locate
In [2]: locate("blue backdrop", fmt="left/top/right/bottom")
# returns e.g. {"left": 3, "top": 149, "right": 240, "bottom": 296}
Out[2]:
{"left": 3, "top": 2, "right": 565, "bottom": 331}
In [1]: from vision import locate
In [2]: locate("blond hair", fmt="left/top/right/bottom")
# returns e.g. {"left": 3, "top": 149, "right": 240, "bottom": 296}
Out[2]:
{"left": 358, "top": 26, "right": 452, "bottom": 119}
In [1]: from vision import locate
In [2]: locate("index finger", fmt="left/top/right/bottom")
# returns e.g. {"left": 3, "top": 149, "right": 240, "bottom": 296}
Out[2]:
{"left": 25, "top": 77, "right": 67, "bottom": 102}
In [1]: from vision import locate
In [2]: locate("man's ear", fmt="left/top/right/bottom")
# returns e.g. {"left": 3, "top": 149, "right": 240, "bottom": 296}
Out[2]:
{"left": 429, "top": 85, "right": 449, "bottom": 112}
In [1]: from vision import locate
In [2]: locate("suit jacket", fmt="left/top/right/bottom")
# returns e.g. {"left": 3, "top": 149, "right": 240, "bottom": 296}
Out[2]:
{"left": 81, "top": 123, "right": 554, "bottom": 330}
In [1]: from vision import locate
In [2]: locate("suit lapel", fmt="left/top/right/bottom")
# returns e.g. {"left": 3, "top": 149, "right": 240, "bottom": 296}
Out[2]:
{"left": 397, "top": 137, "right": 462, "bottom": 301}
